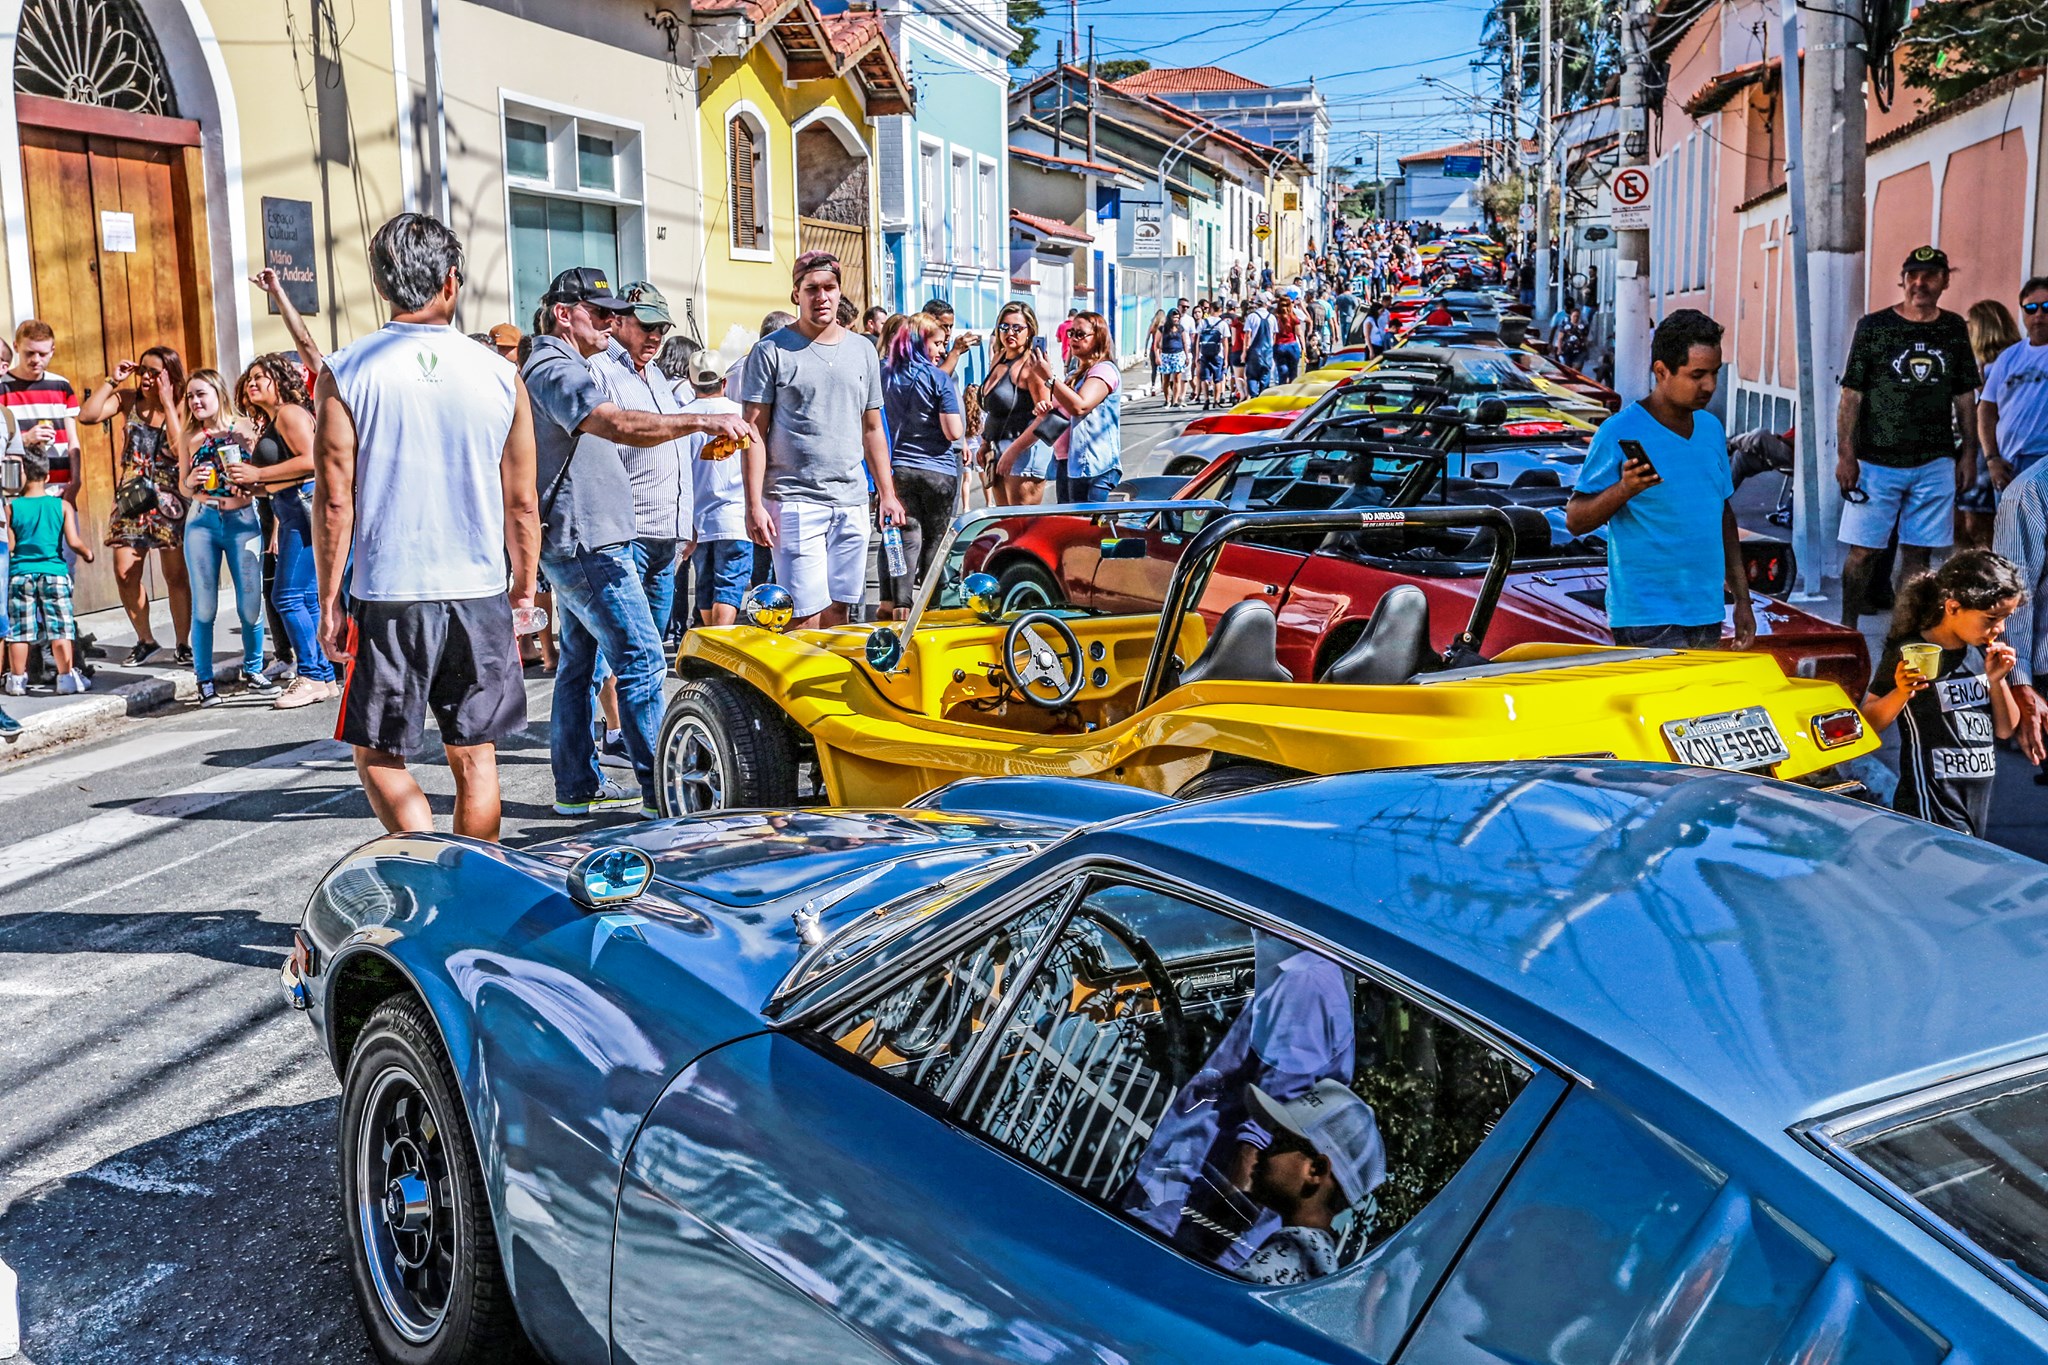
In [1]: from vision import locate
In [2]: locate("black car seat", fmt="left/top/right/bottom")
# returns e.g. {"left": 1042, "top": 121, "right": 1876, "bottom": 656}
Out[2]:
{"left": 1322, "top": 585, "right": 1435, "bottom": 685}
{"left": 1179, "top": 599, "right": 1294, "bottom": 685}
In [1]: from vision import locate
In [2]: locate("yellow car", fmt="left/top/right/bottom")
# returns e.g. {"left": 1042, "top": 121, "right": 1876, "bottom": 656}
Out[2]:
{"left": 1229, "top": 379, "right": 1341, "bottom": 415}
{"left": 653, "top": 503, "right": 1876, "bottom": 815}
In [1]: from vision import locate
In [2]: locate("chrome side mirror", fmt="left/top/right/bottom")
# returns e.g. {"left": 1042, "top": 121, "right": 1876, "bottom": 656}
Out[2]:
{"left": 865, "top": 626, "right": 904, "bottom": 673}
{"left": 568, "top": 846, "right": 654, "bottom": 909}
{"left": 741, "top": 583, "right": 794, "bottom": 631}
{"left": 962, "top": 572, "right": 1001, "bottom": 623}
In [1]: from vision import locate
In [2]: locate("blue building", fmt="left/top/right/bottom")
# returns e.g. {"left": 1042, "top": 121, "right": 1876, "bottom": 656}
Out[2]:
{"left": 822, "top": 0, "right": 1016, "bottom": 361}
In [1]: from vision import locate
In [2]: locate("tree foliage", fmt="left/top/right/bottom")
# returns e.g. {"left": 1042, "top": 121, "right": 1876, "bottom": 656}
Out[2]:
{"left": 1480, "top": 0, "right": 1620, "bottom": 112}
{"left": 1008, "top": 0, "right": 1045, "bottom": 68}
{"left": 1096, "top": 58, "right": 1152, "bottom": 81}
{"left": 1897, "top": 0, "right": 2048, "bottom": 103}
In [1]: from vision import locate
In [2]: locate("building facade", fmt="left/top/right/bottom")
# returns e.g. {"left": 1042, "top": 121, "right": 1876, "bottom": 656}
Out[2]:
{"left": 1388, "top": 142, "right": 1486, "bottom": 227}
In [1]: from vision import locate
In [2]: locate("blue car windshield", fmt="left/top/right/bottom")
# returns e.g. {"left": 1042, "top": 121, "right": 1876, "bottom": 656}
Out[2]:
{"left": 1836, "top": 1060, "right": 2048, "bottom": 1295}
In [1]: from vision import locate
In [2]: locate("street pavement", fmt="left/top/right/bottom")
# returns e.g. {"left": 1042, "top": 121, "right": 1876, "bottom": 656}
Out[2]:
{"left": 0, "top": 384, "right": 2042, "bottom": 1362}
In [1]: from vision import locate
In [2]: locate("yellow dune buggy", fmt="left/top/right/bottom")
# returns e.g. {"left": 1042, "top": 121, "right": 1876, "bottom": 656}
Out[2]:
{"left": 653, "top": 502, "right": 1877, "bottom": 814}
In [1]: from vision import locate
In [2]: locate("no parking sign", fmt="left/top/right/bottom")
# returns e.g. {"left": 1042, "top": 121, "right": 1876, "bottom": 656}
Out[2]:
{"left": 1612, "top": 167, "right": 1651, "bottom": 231}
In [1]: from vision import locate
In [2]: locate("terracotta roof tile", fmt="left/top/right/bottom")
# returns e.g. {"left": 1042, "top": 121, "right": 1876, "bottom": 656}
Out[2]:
{"left": 1113, "top": 65, "right": 1268, "bottom": 95}
{"left": 1396, "top": 140, "right": 1486, "bottom": 167}
{"left": 1010, "top": 208, "right": 1092, "bottom": 244}
{"left": 1009, "top": 144, "right": 1124, "bottom": 177}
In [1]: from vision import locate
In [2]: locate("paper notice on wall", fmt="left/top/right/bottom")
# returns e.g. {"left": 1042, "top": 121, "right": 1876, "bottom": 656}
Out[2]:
{"left": 100, "top": 211, "right": 137, "bottom": 253}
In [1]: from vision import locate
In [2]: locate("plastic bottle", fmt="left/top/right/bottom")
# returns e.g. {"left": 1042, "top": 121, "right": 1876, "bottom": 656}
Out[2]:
{"left": 882, "top": 524, "right": 907, "bottom": 579}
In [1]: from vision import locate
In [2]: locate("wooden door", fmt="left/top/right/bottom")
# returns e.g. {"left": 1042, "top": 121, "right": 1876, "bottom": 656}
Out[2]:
{"left": 800, "top": 217, "right": 870, "bottom": 315}
{"left": 18, "top": 96, "right": 212, "bottom": 613}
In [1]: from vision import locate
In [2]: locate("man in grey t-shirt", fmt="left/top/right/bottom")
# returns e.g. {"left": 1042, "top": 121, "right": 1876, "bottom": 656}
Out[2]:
{"left": 740, "top": 251, "right": 904, "bottom": 627}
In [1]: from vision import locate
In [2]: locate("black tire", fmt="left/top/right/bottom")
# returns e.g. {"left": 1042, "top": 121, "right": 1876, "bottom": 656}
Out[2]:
{"left": 655, "top": 674, "right": 799, "bottom": 817}
{"left": 340, "top": 996, "right": 535, "bottom": 1365}
{"left": 1174, "top": 761, "right": 1298, "bottom": 800}
{"left": 996, "top": 559, "right": 1062, "bottom": 613}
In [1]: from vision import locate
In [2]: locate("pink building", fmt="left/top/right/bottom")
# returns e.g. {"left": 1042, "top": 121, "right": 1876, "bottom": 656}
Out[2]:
{"left": 1636, "top": 0, "right": 2047, "bottom": 436}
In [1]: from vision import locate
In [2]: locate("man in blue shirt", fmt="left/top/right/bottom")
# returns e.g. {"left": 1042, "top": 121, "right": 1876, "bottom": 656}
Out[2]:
{"left": 1566, "top": 308, "right": 1755, "bottom": 651}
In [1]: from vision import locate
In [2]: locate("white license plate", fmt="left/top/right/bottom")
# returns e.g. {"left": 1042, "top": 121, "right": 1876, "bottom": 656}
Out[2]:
{"left": 1662, "top": 707, "right": 1791, "bottom": 771}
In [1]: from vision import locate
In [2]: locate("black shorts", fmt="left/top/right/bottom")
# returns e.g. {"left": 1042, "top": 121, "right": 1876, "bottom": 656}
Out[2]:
{"left": 336, "top": 597, "right": 526, "bottom": 754}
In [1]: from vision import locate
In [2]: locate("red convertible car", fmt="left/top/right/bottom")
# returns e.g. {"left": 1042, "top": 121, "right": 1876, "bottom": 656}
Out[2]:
{"left": 975, "top": 441, "right": 1871, "bottom": 697}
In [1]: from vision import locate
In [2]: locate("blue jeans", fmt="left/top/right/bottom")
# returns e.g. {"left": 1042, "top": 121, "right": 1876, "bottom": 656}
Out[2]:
{"left": 184, "top": 503, "right": 264, "bottom": 681}
{"left": 694, "top": 540, "right": 755, "bottom": 614}
{"left": 272, "top": 489, "right": 335, "bottom": 682}
{"left": 1058, "top": 465, "right": 1121, "bottom": 504}
{"left": 1244, "top": 356, "right": 1274, "bottom": 398}
{"left": 545, "top": 545, "right": 665, "bottom": 805}
{"left": 1274, "top": 342, "right": 1302, "bottom": 384}
{"left": 594, "top": 537, "right": 682, "bottom": 686}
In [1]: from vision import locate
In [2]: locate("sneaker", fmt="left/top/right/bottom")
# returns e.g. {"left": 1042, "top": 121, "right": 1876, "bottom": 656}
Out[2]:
{"left": 197, "top": 681, "right": 222, "bottom": 709}
{"left": 636, "top": 803, "right": 663, "bottom": 821}
{"left": 125, "top": 640, "right": 161, "bottom": 667}
{"left": 173, "top": 645, "right": 193, "bottom": 667}
{"left": 597, "top": 729, "right": 633, "bottom": 769}
{"left": 55, "top": 670, "right": 91, "bottom": 695}
{"left": 0, "top": 706, "right": 19, "bottom": 736}
{"left": 238, "top": 669, "right": 281, "bottom": 696}
{"left": 552, "top": 778, "right": 639, "bottom": 816}
{"left": 272, "top": 675, "right": 331, "bottom": 709}
{"left": 2, "top": 674, "right": 24, "bottom": 697}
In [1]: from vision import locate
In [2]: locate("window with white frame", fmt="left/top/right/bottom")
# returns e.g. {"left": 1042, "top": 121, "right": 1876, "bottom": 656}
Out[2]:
{"left": 977, "top": 159, "right": 998, "bottom": 268}
{"left": 725, "top": 107, "right": 772, "bottom": 261}
{"left": 1693, "top": 137, "right": 1714, "bottom": 290}
{"left": 950, "top": 150, "right": 972, "bottom": 266}
{"left": 919, "top": 140, "right": 944, "bottom": 265}
{"left": 503, "top": 99, "right": 644, "bottom": 332}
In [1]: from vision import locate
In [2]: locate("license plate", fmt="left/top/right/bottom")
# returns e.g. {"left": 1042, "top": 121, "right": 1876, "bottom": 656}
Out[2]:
{"left": 1662, "top": 707, "right": 1791, "bottom": 771}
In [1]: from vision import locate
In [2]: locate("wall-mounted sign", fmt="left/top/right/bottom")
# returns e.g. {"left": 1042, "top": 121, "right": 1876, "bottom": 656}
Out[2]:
{"left": 1441, "top": 155, "right": 1484, "bottom": 180}
{"left": 261, "top": 197, "right": 320, "bottom": 315}
{"left": 99, "top": 211, "right": 136, "bottom": 253}
{"left": 1282, "top": 192, "right": 1299, "bottom": 211}
{"left": 1132, "top": 201, "right": 1164, "bottom": 257}
{"left": 1610, "top": 167, "right": 1651, "bottom": 232}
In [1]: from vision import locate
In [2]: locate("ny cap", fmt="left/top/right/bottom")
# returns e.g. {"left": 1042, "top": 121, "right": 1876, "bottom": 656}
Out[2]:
{"left": 623, "top": 281, "right": 674, "bottom": 327}
{"left": 543, "top": 267, "right": 632, "bottom": 310}
{"left": 1903, "top": 245, "right": 1950, "bottom": 274}
{"left": 1246, "top": 1079, "right": 1387, "bottom": 1207}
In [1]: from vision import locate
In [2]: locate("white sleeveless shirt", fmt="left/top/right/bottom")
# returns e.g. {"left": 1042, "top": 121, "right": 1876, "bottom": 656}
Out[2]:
{"left": 324, "top": 322, "right": 517, "bottom": 602}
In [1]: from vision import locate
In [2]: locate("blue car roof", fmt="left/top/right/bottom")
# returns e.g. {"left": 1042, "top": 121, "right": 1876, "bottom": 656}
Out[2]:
{"left": 1080, "top": 762, "right": 2048, "bottom": 1130}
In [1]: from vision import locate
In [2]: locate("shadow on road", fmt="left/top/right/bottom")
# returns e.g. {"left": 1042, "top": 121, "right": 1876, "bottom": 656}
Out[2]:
{"left": 0, "top": 1099, "right": 377, "bottom": 1365}
{"left": 0, "top": 908, "right": 293, "bottom": 969}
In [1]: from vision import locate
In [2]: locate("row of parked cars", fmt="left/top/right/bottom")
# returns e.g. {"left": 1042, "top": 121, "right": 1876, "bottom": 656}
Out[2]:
{"left": 281, "top": 277, "right": 2048, "bottom": 1364}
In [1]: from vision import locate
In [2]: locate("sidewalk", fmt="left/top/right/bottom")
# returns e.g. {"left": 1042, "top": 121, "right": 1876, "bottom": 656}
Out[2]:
{"left": 0, "top": 584, "right": 271, "bottom": 763}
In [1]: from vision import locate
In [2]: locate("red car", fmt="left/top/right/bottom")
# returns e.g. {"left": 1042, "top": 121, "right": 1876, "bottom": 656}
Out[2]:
{"left": 977, "top": 442, "right": 1872, "bottom": 697}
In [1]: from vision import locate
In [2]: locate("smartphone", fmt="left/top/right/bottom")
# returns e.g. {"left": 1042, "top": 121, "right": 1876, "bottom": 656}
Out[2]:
{"left": 1618, "top": 438, "right": 1659, "bottom": 480}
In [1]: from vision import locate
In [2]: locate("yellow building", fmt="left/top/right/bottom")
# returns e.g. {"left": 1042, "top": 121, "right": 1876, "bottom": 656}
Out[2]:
{"left": 690, "top": 0, "right": 909, "bottom": 347}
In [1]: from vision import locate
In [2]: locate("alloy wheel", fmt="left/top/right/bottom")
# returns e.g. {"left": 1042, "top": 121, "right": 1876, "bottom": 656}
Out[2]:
{"left": 663, "top": 715, "right": 726, "bottom": 813}
{"left": 356, "top": 1066, "right": 457, "bottom": 1344}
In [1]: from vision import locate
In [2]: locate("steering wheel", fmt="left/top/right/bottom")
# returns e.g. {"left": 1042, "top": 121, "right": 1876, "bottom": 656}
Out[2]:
{"left": 1002, "top": 611, "right": 1085, "bottom": 709}
{"left": 1073, "top": 906, "right": 1194, "bottom": 1092}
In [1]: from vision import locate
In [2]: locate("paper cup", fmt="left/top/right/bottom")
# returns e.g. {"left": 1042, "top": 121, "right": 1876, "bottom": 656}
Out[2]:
{"left": 1901, "top": 642, "right": 1942, "bottom": 684}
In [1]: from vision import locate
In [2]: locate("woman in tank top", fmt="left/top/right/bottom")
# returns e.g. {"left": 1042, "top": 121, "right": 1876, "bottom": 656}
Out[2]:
{"left": 978, "top": 302, "right": 1053, "bottom": 505}
{"left": 229, "top": 354, "right": 337, "bottom": 707}
{"left": 77, "top": 345, "right": 192, "bottom": 666}
{"left": 178, "top": 369, "right": 271, "bottom": 707}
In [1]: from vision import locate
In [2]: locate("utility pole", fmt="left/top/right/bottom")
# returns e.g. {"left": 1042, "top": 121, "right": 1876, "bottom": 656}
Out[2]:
{"left": 1068, "top": 0, "right": 1079, "bottom": 66}
{"left": 1053, "top": 39, "right": 1064, "bottom": 158}
{"left": 1505, "top": 10, "right": 1521, "bottom": 239}
{"left": 1790, "top": 0, "right": 1866, "bottom": 590}
{"left": 1086, "top": 26, "right": 1098, "bottom": 165}
{"left": 1535, "top": 0, "right": 1554, "bottom": 335}
{"left": 1613, "top": 0, "right": 1653, "bottom": 402}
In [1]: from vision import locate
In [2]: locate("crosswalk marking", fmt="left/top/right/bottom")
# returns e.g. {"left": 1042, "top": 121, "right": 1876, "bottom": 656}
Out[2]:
{"left": 0, "top": 730, "right": 234, "bottom": 806}
{"left": 0, "top": 737, "right": 351, "bottom": 895}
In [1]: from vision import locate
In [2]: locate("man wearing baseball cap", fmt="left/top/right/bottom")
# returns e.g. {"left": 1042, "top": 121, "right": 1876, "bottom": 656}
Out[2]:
{"left": 1238, "top": 1079, "right": 1386, "bottom": 1286}
{"left": 524, "top": 266, "right": 751, "bottom": 817}
{"left": 739, "top": 250, "right": 903, "bottom": 628}
{"left": 1837, "top": 245, "right": 1982, "bottom": 625}
{"left": 486, "top": 322, "right": 521, "bottom": 361}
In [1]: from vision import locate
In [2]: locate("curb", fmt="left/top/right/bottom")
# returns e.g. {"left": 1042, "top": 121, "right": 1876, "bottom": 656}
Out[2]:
{"left": 0, "top": 670, "right": 198, "bottom": 765}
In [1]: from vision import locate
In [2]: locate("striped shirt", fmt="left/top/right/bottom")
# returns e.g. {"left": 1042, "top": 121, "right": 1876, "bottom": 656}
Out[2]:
{"left": 0, "top": 373, "right": 80, "bottom": 486}
{"left": 1991, "top": 459, "right": 2048, "bottom": 685}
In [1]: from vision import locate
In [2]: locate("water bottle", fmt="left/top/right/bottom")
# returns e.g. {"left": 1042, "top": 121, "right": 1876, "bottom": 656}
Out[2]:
{"left": 882, "top": 523, "right": 908, "bottom": 579}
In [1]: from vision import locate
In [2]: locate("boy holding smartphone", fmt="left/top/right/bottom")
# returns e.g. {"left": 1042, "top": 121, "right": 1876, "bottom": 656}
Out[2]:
{"left": 1566, "top": 308, "right": 1755, "bottom": 651}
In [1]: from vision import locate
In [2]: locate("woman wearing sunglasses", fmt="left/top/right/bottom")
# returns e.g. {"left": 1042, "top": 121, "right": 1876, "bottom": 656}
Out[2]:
{"left": 978, "top": 303, "right": 1053, "bottom": 505}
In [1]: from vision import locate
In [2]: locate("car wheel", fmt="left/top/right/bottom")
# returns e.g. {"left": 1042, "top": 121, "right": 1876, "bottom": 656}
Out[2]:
{"left": 997, "top": 560, "right": 1061, "bottom": 613}
{"left": 655, "top": 675, "right": 798, "bottom": 818}
{"left": 341, "top": 996, "right": 534, "bottom": 1365}
{"left": 1174, "top": 761, "right": 1298, "bottom": 800}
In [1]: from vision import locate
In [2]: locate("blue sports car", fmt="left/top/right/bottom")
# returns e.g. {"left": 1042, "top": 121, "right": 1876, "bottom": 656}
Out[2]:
{"left": 287, "top": 764, "right": 2048, "bottom": 1364}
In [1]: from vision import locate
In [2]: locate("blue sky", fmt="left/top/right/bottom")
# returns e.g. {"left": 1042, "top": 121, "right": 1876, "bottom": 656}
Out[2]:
{"left": 1013, "top": 0, "right": 1501, "bottom": 166}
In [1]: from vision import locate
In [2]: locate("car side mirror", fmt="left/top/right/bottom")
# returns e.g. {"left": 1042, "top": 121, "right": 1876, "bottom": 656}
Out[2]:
{"left": 1476, "top": 397, "right": 1509, "bottom": 427}
{"left": 568, "top": 846, "right": 654, "bottom": 909}
{"left": 865, "top": 626, "right": 904, "bottom": 672}
{"left": 742, "top": 583, "right": 794, "bottom": 631}
{"left": 1100, "top": 536, "right": 1148, "bottom": 560}
{"left": 962, "top": 572, "right": 1001, "bottom": 623}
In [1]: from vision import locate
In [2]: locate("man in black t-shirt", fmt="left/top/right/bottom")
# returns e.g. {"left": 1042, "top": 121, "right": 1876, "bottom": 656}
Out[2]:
{"left": 1836, "top": 246, "right": 1982, "bottom": 624}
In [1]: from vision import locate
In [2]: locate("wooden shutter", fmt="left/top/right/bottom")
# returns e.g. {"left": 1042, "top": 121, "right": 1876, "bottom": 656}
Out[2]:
{"left": 729, "top": 117, "right": 759, "bottom": 251}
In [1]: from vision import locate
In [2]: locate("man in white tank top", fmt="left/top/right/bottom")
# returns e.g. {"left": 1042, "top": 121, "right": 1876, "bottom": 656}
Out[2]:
{"left": 313, "top": 213, "right": 541, "bottom": 842}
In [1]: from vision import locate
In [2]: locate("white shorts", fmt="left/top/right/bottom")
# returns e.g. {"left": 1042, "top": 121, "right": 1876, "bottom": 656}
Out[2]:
{"left": 1838, "top": 458, "right": 1955, "bottom": 550}
{"left": 769, "top": 500, "right": 870, "bottom": 618}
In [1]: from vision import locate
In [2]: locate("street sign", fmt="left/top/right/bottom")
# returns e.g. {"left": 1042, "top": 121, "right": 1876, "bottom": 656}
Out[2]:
{"left": 1132, "top": 200, "right": 1164, "bottom": 257}
{"left": 1442, "top": 154, "right": 1484, "bottom": 180}
{"left": 1611, "top": 166, "right": 1651, "bottom": 231}
{"left": 261, "top": 197, "right": 320, "bottom": 315}
{"left": 1254, "top": 222, "right": 1272, "bottom": 241}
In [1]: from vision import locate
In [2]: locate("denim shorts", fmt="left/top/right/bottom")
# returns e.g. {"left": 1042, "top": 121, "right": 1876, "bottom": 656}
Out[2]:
{"left": 694, "top": 539, "right": 755, "bottom": 611}
{"left": 1012, "top": 440, "right": 1056, "bottom": 482}
{"left": 1838, "top": 458, "right": 1955, "bottom": 550}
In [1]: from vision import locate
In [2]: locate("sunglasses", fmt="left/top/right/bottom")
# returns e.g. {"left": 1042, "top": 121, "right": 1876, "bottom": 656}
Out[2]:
{"left": 1842, "top": 486, "right": 1871, "bottom": 505}
{"left": 2023, "top": 301, "right": 2048, "bottom": 315}
{"left": 995, "top": 322, "right": 1027, "bottom": 333}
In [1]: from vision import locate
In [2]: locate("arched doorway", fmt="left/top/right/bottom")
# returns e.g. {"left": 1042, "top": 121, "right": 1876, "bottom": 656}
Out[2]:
{"left": 794, "top": 111, "right": 871, "bottom": 313}
{"left": 10, "top": 0, "right": 216, "bottom": 612}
